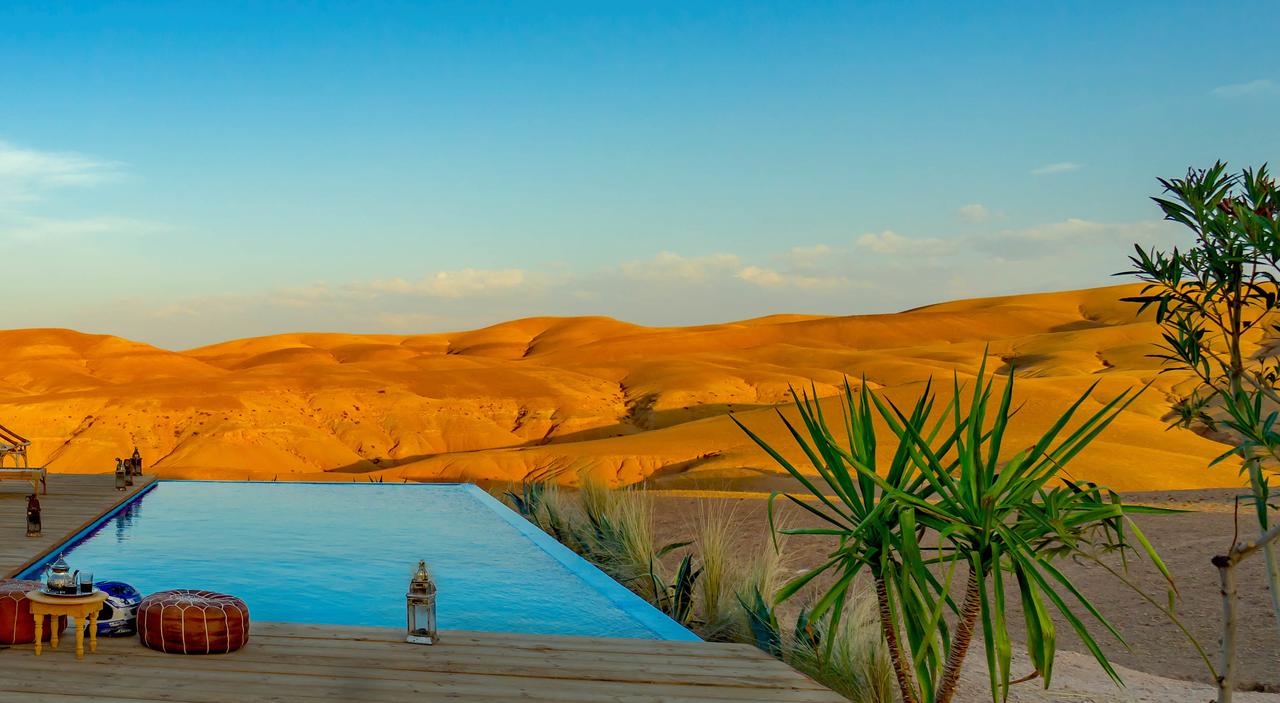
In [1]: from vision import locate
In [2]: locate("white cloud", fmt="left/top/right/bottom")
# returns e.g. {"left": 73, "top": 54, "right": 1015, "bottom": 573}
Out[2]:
{"left": 364, "top": 268, "right": 526, "bottom": 298}
{"left": 1211, "top": 79, "right": 1277, "bottom": 98}
{"left": 979, "top": 218, "right": 1166, "bottom": 260}
{"left": 783, "top": 244, "right": 832, "bottom": 268}
{"left": 620, "top": 251, "right": 741, "bottom": 283}
{"left": 793, "top": 274, "right": 861, "bottom": 290}
{"left": 271, "top": 284, "right": 336, "bottom": 309}
{"left": 852, "top": 218, "right": 1168, "bottom": 264}
{"left": 855, "top": 230, "right": 909, "bottom": 254}
{"left": 0, "top": 140, "right": 163, "bottom": 245}
{"left": 0, "top": 214, "right": 167, "bottom": 241}
{"left": 956, "top": 203, "right": 991, "bottom": 223}
{"left": 737, "top": 266, "right": 857, "bottom": 290}
{"left": 1031, "top": 162, "right": 1082, "bottom": 176}
{"left": 0, "top": 140, "right": 121, "bottom": 203}
{"left": 737, "top": 266, "right": 786, "bottom": 287}
{"left": 855, "top": 230, "right": 955, "bottom": 257}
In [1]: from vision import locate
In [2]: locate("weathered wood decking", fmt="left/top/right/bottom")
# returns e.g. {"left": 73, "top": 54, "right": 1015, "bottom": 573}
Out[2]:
{"left": 0, "top": 474, "right": 843, "bottom": 702}
{"left": 1, "top": 474, "right": 156, "bottom": 579}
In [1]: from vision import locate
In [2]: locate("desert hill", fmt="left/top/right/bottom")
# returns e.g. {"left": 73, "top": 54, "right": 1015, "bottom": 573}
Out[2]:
{"left": 0, "top": 284, "right": 1248, "bottom": 491}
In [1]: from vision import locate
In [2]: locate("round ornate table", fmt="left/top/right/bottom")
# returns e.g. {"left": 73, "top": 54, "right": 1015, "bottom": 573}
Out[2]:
{"left": 25, "top": 590, "right": 109, "bottom": 659}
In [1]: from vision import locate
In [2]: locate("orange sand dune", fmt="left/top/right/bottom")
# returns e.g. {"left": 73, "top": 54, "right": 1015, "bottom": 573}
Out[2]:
{"left": 0, "top": 284, "right": 1248, "bottom": 491}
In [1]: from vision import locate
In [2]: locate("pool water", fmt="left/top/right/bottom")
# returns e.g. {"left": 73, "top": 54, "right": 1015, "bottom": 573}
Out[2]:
{"left": 19, "top": 482, "right": 696, "bottom": 640}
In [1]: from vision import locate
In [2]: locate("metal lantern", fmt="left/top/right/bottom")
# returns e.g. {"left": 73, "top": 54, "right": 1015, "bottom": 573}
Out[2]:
{"left": 114, "top": 458, "right": 128, "bottom": 491}
{"left": 406, "top": 560, "right": 437, "bottom": 645}
{"left": 131, "top": 447, "right": 143, "bottom": 476}
{"left": 25, "top": 493, "right": 40, "bottom": 537}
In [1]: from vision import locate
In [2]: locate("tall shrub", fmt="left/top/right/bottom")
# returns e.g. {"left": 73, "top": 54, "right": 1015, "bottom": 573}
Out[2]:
{"left": 1121, "top": 161, "right": 1280, "bottom": 700}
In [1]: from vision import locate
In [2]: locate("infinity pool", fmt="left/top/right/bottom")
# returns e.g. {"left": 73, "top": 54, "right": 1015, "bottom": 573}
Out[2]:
{"left": 19, "top": 482, "right": 696, "bottom": 640}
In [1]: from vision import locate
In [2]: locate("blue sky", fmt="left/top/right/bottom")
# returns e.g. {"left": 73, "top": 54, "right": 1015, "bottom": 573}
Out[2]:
{"left": 1, "top": 1, "right": 1277, "bottom": 349}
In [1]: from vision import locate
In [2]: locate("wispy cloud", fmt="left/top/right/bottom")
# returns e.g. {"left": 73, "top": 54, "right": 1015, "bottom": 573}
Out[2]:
{"left": 855, "top": 230, "right": 955, "bottom": 257}
{"left": 782, "top": 244, "right": 832, "bottom": 269}
{"left": 0, "top": 139, "right": 162, "bottom": 243}
{"left": 0, "top": 140, "right": 122, "bottom": 203}
{"left": 736, "top": 265, "right": 786, "bottom": 287}
{"left": 956, "top": 203, "right": 991, "bottom": 223}
{"left": 0, "top": 213, "right": 167, "bottom": 241}
{"left": 620, "top": 251, "right": 856, "bottom": 291}
{"left": 1211, "top": 79, "right": 1277, "bottom": 98}
{"left": 853, "top": 218, "right": 1168, "bottom": 263}
{"left": 1031, "top": 162, "right": 1082, "bottom": 176}
{"left": 978, "top": 218, "right": 1165, "bottom": 260}
{"left": 620, "top": 251, "right": 741, "bottom": 283}
{"left": 362, "top": 268, "right": 527, "bottom": 298}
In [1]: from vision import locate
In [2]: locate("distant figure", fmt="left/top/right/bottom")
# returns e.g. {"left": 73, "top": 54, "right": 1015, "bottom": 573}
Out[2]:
{"left": 26, "top": 493, "right": 40, "bottom": 537}
{"left": 131, "top": 447, "right": 143, "bottom": 476}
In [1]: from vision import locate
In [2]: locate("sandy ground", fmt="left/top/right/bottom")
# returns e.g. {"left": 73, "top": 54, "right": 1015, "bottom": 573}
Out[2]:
{"left": 954, "top": 649, "right": 1280, "bottom": 702}
{"left": 648, "top": 488, "right": 1280, "bottom": 700}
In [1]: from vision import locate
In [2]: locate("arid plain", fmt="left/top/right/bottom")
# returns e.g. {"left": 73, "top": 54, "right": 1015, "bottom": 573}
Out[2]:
{"left": 0, "top": 282, "right": 1247, "bottom": 491}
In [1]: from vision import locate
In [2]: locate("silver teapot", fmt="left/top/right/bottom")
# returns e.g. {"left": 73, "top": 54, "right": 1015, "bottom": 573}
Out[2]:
{"left": 44, "top": 554, "right": 79, "bottom": 595}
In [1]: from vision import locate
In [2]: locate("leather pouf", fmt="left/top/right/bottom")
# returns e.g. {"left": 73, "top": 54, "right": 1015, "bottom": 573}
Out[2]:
{"left": 0, "top": 579, "right": 65, "bottom": 644}
{"left": 137, "top": 590, "right": 250, "bottom": 654}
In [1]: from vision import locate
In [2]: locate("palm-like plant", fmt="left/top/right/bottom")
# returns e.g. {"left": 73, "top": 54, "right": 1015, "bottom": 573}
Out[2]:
{"left": 735, "top": 357, "right": 1174, "bottom": 703}
{"left": 736, "top": 377, "right": 955, "bottom": 701}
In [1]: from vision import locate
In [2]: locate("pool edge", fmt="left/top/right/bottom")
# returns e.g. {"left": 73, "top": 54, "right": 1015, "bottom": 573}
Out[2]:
{"left": 10, "top": 478, "right": 160, "bottom": 579}
{"left": 463, "top": 484, "right": 702, "bottom": 642}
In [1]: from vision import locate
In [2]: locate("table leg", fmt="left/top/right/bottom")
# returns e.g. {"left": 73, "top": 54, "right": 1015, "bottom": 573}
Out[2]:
{"left": 88, "top": 611, "right": 98, "bottom": 654}
{"left": 32, "top": 614, "right": 42, "bottom": 656}
{"left": 49, "top": 616, "right": 59, "bottom": 650}
{"left": 74, "top": 616, "right": 84, "bottom": 660}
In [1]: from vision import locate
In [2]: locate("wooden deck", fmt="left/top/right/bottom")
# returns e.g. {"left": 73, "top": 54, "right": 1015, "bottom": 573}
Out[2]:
{"left": 1, "top": 473, "right": 156, "bottom": 578}
{"left": 0, "top": 473, "right": 843, "bottom": 702}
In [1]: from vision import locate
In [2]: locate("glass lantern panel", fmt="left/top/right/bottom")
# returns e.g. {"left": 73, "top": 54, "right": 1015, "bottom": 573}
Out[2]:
{"left": 411, "top": 604, "right": 432, "bottom": 630}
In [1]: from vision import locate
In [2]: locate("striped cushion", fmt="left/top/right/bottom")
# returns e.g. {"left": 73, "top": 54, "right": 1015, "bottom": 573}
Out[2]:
{"left": 137, "top": 590, "right": 250, "bottom": 654}
{"left": 0, "top": 579, "right": 65, "bottom": 644}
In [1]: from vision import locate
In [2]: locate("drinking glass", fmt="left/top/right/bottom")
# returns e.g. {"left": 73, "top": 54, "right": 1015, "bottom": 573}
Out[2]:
{"left": 79, "top": 572, "right": 94, "bottom": 594}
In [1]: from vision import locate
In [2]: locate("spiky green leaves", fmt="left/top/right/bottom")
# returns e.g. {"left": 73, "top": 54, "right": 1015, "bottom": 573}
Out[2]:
{"left": 733, "top": 355, "right": 1174, "bottom": 703}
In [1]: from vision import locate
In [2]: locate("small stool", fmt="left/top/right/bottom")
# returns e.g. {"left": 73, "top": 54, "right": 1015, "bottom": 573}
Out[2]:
{"left": 25, "top": 590, "right": 108, "bottom": 659}
{"left": 0, "top": 580, "right": 65, "bottom": 644}
{"left": 137, "top": 590, "right": 250, "bottom": 654}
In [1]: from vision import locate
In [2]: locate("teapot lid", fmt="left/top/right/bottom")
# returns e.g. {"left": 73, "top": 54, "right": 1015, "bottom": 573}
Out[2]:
{"left": 48, "top": 554, "right": 70, "bottom": 572}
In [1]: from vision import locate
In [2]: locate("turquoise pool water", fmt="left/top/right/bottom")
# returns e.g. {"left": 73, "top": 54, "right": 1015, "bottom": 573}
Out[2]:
{"left": 19, "top": 482, "right": 696, "bottom": 640}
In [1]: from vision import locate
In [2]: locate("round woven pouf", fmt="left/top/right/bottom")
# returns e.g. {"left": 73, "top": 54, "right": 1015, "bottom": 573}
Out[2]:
{"left": 0, "top": 579, "right": 66, "bottom": 644}
{"left": 137, "top": 589, "right": 250, "bottom": 654}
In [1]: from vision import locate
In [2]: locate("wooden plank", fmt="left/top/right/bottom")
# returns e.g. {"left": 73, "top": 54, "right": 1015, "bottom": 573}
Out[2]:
{"left": 0, "top": 652, "right": 843, "bottom": 702}
{"left": 71, "top": 641, "right": 820, "bottom": 690}
{"left": 258, "top": 621, "right": 770, "bottom": 659}
{"left": 256, "top": 631, "right": 765, "bottom": 661}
